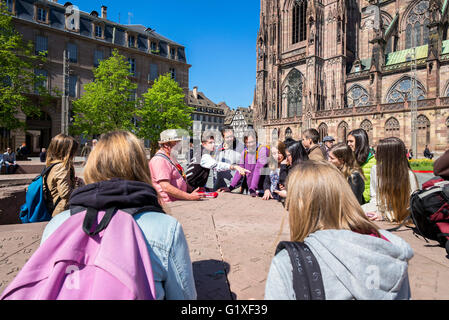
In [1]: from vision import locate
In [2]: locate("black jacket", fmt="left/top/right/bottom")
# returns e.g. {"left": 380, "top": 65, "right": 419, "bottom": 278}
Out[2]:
{"left": 348, "top": 171, "right": 365, "bottom": 205}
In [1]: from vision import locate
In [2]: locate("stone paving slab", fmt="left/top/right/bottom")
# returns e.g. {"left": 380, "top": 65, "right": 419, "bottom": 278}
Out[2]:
{"left": 0, "top": 193, "right": 448, "bottom": 300}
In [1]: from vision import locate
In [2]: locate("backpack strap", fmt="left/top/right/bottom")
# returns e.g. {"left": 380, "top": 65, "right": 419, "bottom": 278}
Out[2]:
{"left": 275, "top": 241, "right": 325, "bottom": 300}
{"left": 71, "top": 205, "right": 165, "bottom": 237}
{"left": 41, "top": 164, "right": 62, "bottom": 215}
{"left": 153, "top": 153, "right": 186, "bottom": 181}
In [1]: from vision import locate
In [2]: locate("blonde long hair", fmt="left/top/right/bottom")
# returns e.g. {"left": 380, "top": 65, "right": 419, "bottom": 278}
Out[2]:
{"left": 46, "top": 134, "right": 79, "bottom": 168}
{"left": 83, "top": 131, "right": 152, "bottom": 185}
{"left": 286, "top": 160, "right": 380, "bottom": 242}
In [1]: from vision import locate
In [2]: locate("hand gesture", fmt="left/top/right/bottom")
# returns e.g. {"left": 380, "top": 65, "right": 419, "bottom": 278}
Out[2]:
{"left": 274, "top": 189, "right": 287, "bottom": 198}
{"left": 189, "top": 188, "right": 206, "bottom": 201}
{"left": 235, "top": 165, "right": 251, "bottom": 176}
{"left": 262, "top": 190, "right": 273, "bottom": 200}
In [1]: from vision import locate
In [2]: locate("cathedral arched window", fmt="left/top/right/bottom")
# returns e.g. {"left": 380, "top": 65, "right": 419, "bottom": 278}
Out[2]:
{"left": 385, "top": 117, "right": 400, "bottom": 137}
{"left": 386, "top": 76, "right": 426, "bottom": 103}
{"left": 417, "top": 114, "right": 431, "bottom": 146}
{"left": 338, "top": 121, "right": 349, "bottom": 143}
{"left": 405, "top": 1, "right": 430, "bottom": 49}
{"left": 347, "top": 85, "right": 370, "bottom": 107}
{"left": 292, "top": 0, "right": 307, "bottom": 44}
{"left": 318, "top": 123, "right": 328, "bottom": 142}
{"left": 282, "top": 69, "right": 303, "bottom": 118}
{"left": 285, "top": 127, "right": 293, "bottom": 138}
{"left": 360, "top": 119, "right": 374, "bottom": 144}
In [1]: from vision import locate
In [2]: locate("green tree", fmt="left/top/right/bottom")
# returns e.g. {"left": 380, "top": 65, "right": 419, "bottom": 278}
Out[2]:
{"left": 71, "top": 50, "right": 138, "bottom": 137}
{"left": 0, "top": 2, "right": 50, "bottom": 130}
{"left": 136, "top": 73, "right": 194, "bottom": 154}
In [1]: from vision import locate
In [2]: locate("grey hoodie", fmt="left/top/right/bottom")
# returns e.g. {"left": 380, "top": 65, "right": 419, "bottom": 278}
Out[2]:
{"left": 265, "top": 229, "right": 414, "bottom": 300}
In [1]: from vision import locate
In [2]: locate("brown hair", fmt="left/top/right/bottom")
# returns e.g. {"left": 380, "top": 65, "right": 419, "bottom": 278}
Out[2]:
{"left": 286, "top": 160, "right": 380, "bottom": 242}
{"left": 376, "top": 137, "right": 418, "bottom": 223}
{"left": 83, "top": 131, "right": 152, "bottom": 185}
{"left": 46, "top": 134, "right": 79, "bottom": 168}
{"left": 329, "top": 142, "right": 364, "bottom": 183}
{"left": 302, "top": 128, "right": 320, "bottom": 144}
{"left": 269, "top": 141, "right": 286, "bottom": 170}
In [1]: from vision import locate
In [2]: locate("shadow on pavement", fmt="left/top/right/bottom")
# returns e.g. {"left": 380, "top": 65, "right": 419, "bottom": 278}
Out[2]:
{"left": 193, "top": 259, "right": 236, "bottom": 300}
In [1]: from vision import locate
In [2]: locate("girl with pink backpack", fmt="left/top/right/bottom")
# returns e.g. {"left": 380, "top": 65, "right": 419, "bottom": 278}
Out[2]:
{"left": 1, "top": 131, "right": 197, "bottom": 300}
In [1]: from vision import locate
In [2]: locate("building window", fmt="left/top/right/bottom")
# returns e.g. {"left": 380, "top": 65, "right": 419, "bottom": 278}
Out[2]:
{"left": 150, "top": 41, "right": 159, "bottom": 53}
{"left": 405, "top": 1, "right": 430, "bottom": 49}
{"left": 128, "top": 58, "right": 136, "bottom": 76}
{"left": 169, "top": 68, "right": 176, "bottom": 80}
{"left": 34, "top": 69, "right": 48, "bottom": 94}
{"left": 94, "top": 50, "right": 103, "bottom": 67}
{"left": 170, "top": 47, "right": 176, "bottom": 59}
{"left": 385, "top": 117, "right": 400, "bottom": 137}
{"left": 292, "top": 0, "right": 307, "bottom": 44}
{"left": 282, "top": 69, "right": 303, "bottom": 118}
{"left": 417, "top": 115, "right": 431, "bottom": 146}
{"left": 69, "top": 75, "right": 77, "bottom": 97}
{"left": 94, "top": 25, "right": 103, "bottom": 38}
{"left": 386, "top": 76, "right": 426, "bottom": 103}
{"left": 35, "top": 35, "right": 48, "bottom": 55}
{"left": 6, "top": 0, "right": 13, "bottom": 12}
{"left": 128, "top": 35, "right": 136, "bottom": 48}
{"left": 338, "top": 121, "right": 349, "bottom": 143}
{"left": 347, "top": 85, "right": 370, "bottom": 107}
{"left": 36, "top": 7, "right": 48, "bottom": 23}
{"left": 67, "top": 43, "right": 78, "bottom": 63}
{"left": 149, "top": 63, "right": 158, "bottom": 81}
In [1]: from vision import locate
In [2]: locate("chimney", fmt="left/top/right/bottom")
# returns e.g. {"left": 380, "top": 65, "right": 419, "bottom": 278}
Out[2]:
{"left": 193, "top": 86, "right": 198, "bottom": 99}
{"left": 101, "top": 5, "right": 107, "bottom": 19}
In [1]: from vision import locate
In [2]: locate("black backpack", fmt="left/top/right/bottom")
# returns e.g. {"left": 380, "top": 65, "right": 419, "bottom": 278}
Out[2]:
{"left": 275, "top": 242, "right": 325, "bottom": 300}
{"left": 409, "top": 180, "right": 449, "bottom": 255}
{"left": 185, "top": 157, "right": 210, "bottom": 189}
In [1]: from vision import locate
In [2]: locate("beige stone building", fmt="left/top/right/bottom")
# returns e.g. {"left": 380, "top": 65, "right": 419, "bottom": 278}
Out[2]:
{"left": 188, "top": 86, "right": 230, "bottom": 132}
{"left": 2, "top": 0, "right": 190, "bottom": 154}
{"left": 254, "top": 0, "right": 449, "bottom": 155}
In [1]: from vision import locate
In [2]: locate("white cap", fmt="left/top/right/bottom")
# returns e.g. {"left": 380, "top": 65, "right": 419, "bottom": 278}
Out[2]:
{"left": 159, "top": 129, "right": 184, "bottom": 144}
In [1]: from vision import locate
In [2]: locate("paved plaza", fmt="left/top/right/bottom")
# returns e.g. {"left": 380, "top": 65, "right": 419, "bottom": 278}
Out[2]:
{"left": 0, "top": 189, "right": 448, "bottom": 300}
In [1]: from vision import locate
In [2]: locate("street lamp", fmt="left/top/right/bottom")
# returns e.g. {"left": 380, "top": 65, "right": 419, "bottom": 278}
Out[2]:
{"left": 406, "top": 39, "right": 418, "bottom": 159}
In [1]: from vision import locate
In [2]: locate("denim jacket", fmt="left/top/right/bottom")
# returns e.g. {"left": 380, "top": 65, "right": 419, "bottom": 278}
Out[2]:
{"left": 41, "top": 209, "right": 197, "bottom": 300}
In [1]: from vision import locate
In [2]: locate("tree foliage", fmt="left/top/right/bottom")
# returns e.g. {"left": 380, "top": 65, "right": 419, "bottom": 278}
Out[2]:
{"left": 136, "top": 73, "right": 194, "bottom": 153}
{"left": 71, "top": 50, "right": 138, "bottom": 136}
{"left": 0, "top": 2, "right": 50, "bottom": 130}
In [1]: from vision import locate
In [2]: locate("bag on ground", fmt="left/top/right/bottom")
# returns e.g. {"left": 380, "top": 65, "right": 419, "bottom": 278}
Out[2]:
{"left": 1, "top": 206, "right": 156, "bottom": 300}
{"left": 410, "top": 179, "right": 449, "bottom": 255}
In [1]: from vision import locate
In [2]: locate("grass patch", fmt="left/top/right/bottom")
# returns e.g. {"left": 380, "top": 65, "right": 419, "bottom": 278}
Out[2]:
{"left": 409, "top": 159, "right": 434, "bottom": 171}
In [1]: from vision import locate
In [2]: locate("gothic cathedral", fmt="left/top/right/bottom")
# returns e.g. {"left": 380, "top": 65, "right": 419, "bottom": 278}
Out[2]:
{"left": 254, "top": 0, "right": 449, "bottom": 154}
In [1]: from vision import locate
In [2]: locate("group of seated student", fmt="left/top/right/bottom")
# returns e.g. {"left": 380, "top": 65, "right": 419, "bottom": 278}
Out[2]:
{"left": 2, "top": 129, "right": 416, "bottom": 301}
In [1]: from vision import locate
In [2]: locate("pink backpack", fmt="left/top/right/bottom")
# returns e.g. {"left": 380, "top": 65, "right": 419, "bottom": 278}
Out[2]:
{"left": 0, "top": 207, "right": 156, "bottom": 300}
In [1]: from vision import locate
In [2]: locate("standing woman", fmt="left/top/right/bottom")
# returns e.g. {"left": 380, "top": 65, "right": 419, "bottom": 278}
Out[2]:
{"left": 362, "top": 137, "right": 419, "bottom": 223}
{"left": 328, "top": 143, "right": 365, "bottom": 205}
{"left": 265, "top": 161, "right": 413, "bottom": 300}
{"left": 44, "top": 134, "right": 82, "bottom": 217}
{"left": 347, "top": 129, "right": 376, "bottom": 203}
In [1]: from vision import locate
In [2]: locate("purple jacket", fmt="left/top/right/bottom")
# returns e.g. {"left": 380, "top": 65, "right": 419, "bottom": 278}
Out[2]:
{"left": 230, "top": 145, "right": 269, "bottom": 191}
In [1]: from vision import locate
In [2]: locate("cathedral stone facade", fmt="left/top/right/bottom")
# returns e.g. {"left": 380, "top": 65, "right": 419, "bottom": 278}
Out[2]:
{"left": 254, "top": 0, "right": 449, "bottom": 154}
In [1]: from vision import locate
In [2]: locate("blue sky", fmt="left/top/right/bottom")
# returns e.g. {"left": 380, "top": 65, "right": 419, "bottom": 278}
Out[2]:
{"left": 73, "top": 0, "right": 261, "bottom": 109}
